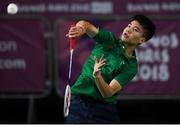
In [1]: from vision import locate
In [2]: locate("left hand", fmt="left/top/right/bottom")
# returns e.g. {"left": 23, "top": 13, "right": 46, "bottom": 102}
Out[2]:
{"left": 93, "top": 55, "right": 106, "bottom": 78}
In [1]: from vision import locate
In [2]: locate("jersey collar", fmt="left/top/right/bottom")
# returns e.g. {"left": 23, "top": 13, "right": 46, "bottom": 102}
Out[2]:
{"left": 118, "top": 39, "right": 137, "bottom": 63}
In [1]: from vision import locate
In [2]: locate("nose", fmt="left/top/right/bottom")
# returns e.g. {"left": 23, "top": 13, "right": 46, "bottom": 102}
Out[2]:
{"left": 127, "top": 27, "right": 131, "bottom": 34}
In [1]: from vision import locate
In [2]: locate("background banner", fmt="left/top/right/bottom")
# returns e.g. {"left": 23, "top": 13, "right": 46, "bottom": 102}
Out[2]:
{"left": 1, "top": 0, "right": 180, "bottom": 19}
{"left": 0, "top": 17, "right": 48, "bottom": 94}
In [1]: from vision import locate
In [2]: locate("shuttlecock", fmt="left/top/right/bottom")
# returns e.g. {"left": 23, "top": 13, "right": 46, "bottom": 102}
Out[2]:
{"left": 7, "top": 3, "right": 18, "bottom": 14}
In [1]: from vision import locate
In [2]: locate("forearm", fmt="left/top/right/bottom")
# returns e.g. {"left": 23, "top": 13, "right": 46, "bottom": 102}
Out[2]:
{"left": 75, "top": 20, "right": 99, "bottom": 38}
{"left": 94, "top": 75, "right": 113, "bottom": 98}
{"left": 93, "top": 56, "right": 122, "bottom": 98}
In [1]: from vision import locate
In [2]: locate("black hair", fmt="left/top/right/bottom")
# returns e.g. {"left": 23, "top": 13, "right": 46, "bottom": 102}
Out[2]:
{"left": 131, "top": 15, "right": 156, "bottom": 41}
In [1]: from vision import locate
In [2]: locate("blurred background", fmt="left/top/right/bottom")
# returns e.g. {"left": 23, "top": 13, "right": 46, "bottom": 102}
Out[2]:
{"left": 0, "top": 0, "right": 180, "bottom": 123}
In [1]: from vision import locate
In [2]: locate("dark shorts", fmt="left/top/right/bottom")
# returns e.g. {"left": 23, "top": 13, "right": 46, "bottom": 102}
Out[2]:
{"left": 65, "top": 95, "right": 121, "bottom": 124}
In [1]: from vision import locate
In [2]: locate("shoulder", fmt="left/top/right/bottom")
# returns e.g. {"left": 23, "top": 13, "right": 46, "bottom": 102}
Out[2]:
{"left": 93, "top": 28, "right": 116, "bottom": 41}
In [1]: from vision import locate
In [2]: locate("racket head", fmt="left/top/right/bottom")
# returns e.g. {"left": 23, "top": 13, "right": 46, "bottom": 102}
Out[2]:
{"left": 63, "top": 84, "right": 71, "bottom": 117}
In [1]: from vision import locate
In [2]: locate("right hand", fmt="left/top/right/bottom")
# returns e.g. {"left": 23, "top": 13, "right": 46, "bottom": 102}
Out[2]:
{"left": 93, "top": 55, "right": 106, "bottom": 78}
{"left": 66, "top": 25, "right": 85, "bottom": 38}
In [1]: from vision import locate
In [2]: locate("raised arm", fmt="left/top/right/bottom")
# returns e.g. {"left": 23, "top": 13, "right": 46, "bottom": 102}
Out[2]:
{"left": 66, "top": 20, "right": 99, "bottom": 38}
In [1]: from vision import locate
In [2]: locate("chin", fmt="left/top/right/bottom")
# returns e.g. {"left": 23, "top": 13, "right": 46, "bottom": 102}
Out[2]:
{"left": 122, "top": 38, "right": 127, "bottom": 43}
{"left": 121, "top": 37, "right": 125, "bottom": 41}
{"left": 121, "top": 36, "right": 127, "bottom": 42}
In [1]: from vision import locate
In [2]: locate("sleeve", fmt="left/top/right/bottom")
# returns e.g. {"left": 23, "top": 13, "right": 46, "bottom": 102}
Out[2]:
{"left": 114, "top": 63, "right": 138, "bottom": 87}
{"left": 93, "top": 29, "right": 115, "bottom": 45}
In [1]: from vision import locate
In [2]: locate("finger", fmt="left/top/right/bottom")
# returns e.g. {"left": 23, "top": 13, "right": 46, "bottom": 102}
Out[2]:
{"left": 68, "top": 32, "right": 79, "bottom": 38}
{"left": 98, "top": 62, "right": 106, "bottom": 68}
{"left": 66, "top": 34, "right": 69, "bottom": 37}
{"left": 99, "top": 54, "right": 104, "bottom": 61}
{"left": 94, "top": 68, "right": 101, "bottom": 74}
{"left": 70, "top": 26, "right": 77, "bottom": 31}
{"left": 94, "top": 56, "right": 98, "bottom": 63}
{"left": 98, "top": 59, "right": 106, "bottom": 66}
{"left": 73, "top": 27, "right": 84, "bottom": 35}
{"left": 96, "top": 68, "right": 101, "bottom": 72}
{"left": 66, "top": 26, "right": 79, "bottom": 38}
{"left": 70, "top": 27, "right": 80, "bottom": 33}
{"left": 100, "top": 58, "right": 106, "bottom": 62}
{"left": 67, "top": 34, "right": 76, "bottom": 38}
{"left": 66, "top": 34, "right": 74, "bottom": 38}
{"left": 100, "top": 59, "right": 106, "bottom": 63}
{"left": 69, "top": 30, "right": 79, "bottom": 35}
{"left": 68, "top": 29, "right": 83, "bottom": 38}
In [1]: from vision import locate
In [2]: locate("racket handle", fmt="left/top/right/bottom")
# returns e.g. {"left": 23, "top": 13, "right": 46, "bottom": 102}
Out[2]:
{"left": 70, "top": 38, "right": 75, "bottom": 50}
{"left": 69, "top": 24, "right": 76, "bottom": 50}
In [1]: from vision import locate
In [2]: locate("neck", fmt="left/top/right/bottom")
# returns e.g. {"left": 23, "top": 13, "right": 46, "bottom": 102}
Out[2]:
{"left": 123, "top": 43, "right": 136, "bottom": 58}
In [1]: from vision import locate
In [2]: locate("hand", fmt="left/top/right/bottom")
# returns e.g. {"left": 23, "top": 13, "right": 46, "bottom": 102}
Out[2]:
{"left": 66, "top": 25, "right": 85, "bottom": 38}
{"left": 93, "top": 55, "right": 106, "bottom": 78}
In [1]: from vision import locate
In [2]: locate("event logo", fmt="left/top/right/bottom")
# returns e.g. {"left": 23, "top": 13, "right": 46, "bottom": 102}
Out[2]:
{"left": 133, "top": 33, "right": 179, "bottom": 82}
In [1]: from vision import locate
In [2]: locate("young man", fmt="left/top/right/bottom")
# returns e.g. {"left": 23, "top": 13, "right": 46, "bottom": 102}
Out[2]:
{"left": 65, "top": 15, "right": 155, "bottom": 123}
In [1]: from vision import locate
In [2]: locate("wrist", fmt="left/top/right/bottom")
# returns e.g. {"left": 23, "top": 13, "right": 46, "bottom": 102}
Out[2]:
{"left": 93, "top": 73, "right": 101, "bottom": 78}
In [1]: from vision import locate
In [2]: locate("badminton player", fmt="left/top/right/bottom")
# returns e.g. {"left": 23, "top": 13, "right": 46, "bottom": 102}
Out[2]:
{"left": 65, "top": 15, "right": 155, "bottom": 123}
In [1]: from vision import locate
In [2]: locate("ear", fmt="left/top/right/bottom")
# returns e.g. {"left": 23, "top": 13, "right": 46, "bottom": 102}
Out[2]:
{"left": 139, "top": 37, "right": 146, "bottom": 45}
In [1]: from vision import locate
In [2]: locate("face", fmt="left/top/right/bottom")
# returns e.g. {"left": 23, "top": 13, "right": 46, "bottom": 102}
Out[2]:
{"left": 121, "top": 20, "right": 145, "bottom": 46}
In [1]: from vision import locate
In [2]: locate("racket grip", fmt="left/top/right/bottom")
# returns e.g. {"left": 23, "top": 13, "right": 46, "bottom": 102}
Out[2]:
{"left": 69, "top": 24, "right": 76, "bottom": 50}
{"left": 70, "top": 38, "right": 75, "bottom": 50}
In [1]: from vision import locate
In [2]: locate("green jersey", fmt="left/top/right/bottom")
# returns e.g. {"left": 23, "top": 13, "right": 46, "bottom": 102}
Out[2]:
{"left": 71, "top": 29, "right": 138, "bottom": 104}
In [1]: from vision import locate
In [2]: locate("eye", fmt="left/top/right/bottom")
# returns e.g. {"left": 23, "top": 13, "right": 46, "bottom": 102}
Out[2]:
{"left": 133, "top": 28, "right": 139, "bottom": 32}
